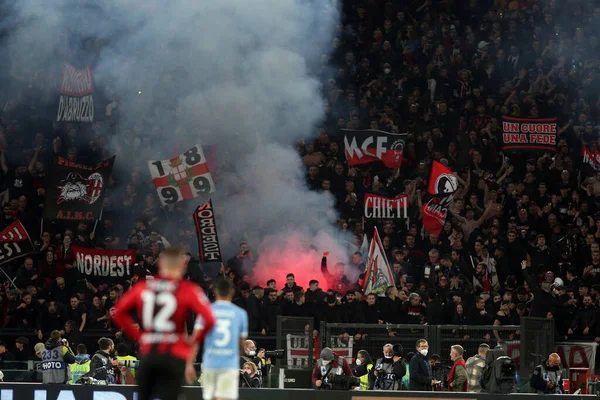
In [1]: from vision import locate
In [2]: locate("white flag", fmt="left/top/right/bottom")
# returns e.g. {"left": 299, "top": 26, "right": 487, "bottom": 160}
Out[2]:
{"left": 359, "top": 234, "right": 368, "bottom": 257}
{"left": 362, "top": 227, "right": 395, "bottom": 297}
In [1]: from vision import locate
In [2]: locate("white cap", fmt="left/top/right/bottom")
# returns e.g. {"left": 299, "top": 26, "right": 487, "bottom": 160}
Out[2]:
{"left": 478, "top": 41, "right": 490, "bottom": 50}
{"left": 0, "top": 370, "right": 4, "bottom": 381}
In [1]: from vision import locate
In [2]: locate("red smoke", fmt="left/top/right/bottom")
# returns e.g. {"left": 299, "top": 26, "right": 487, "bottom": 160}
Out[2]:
{"left": 252, "top": 232, "right": 350, "bottom": 291}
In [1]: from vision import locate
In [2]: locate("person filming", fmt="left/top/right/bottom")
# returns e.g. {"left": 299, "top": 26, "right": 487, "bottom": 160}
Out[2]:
{"left": 372, "top": 344, "right": 406, "bottom": 390}
{"left": 530, "top": 353, "right": 564, "bottom": 394}
{"left": 312, "top": 347, "right": 356, "bottom": 390}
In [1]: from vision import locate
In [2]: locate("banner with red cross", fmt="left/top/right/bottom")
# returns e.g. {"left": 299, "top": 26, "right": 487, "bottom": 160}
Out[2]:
{"left": 148, "top": 145, "right": 216, "bottom": 206}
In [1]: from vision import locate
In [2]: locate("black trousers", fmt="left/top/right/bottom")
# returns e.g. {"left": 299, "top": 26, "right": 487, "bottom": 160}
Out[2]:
{"left": 136, "top": 353, "right": 186, "bottom": 400}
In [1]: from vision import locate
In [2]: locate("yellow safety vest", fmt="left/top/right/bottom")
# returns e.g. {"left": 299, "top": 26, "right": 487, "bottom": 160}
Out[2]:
{"left": 117, "top": 355, "right": 138, "bottom": 383}
{"left": 360, "top": 364, "right": 373, "bottom": 390}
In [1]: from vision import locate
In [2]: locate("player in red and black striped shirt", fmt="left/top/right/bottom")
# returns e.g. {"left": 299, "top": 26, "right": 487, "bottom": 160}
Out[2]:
{"left": 113, "top": 246, "right": 215, "bottom": 400}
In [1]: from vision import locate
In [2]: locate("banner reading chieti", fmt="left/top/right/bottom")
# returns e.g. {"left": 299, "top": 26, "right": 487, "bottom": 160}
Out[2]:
{"left": 0, "top": 221, "right": 35, "bottom": 265}
{"left": 73, "top": 246, "right": 136, "bottom": 278}
{"left": 44, "top": 156, "right": 115, "bottom": 221}
{"left": 193, "top": 199, "right": 223, "bottom": 263}
{"left": 148, "top": 145, "right": 216, "bottom": 206}
{"left": 502, "top": 117, "right": 557, "bottom": 152}
{"left": 364, "top": 193, "right": 408, "bottom": 219}
{"left": 56, "top": 64, "right": 94, "bottom": 122}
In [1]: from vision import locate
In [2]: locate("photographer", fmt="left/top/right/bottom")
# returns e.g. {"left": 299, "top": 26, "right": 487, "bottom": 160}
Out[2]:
{"left": 255, "top": 348, "right": 272, "bottom": 387}
{"left": 530, "top": 353, "right": 564, "bottom": 394}
{"left": 312, "top": 347, "right": 355, "bottom": 390}
{"left": 373, "top": 344, "right": 406, "bottom": 390}
{"left": 89, "top": 337, "right": 119, "bottom": 384}
{"left": 240, "top": 340, "right": 264, "bottom": 387}
{"left": 40, "top": 330, "right": 76, "bottom": 384}
{"left": 353, "top": 350, "right": 373, "bottom": 390}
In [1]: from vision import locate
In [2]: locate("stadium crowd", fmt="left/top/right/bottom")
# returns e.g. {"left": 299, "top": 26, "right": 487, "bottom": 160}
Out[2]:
{"left": 0, "top": 0, "right": 599, "bottom": 384}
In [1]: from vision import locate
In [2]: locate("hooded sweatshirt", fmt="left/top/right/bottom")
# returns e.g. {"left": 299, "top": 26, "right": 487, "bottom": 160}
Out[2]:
{"left": 68, "top": 354, "right": 91, "bottom": 384}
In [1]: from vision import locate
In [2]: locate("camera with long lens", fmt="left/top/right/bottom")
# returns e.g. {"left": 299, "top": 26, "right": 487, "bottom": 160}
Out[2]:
{"left": 264, "top": 349, "right": 284, "bottom": 359}
{"left": 324, "top": 374, "right": 361, "bottom": 390}
{"left": 117, "top": 360, "right": 140, "bottom": 369}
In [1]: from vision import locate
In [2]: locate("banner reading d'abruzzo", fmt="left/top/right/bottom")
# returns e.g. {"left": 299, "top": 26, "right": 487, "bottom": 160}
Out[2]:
{"left": 502, "top": 117, "right": 557, "bottom": 152}
{"left": 56, "top": 64, "right": 94, "bottom": 122}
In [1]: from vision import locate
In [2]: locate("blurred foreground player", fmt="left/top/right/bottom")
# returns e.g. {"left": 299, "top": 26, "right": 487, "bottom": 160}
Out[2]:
{"left": 113, "top": 247, "right": 215, "bottom": 400}
{"left": 202, "top": 278, "right": 248, "bottom": 400}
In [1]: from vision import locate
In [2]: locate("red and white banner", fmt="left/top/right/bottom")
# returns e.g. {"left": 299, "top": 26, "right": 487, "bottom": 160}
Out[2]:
{"left": 362, "top": 227, "right": 395, "bottom": 296}
{"left": 504, "top": 341, "right": 596, "bottom": 370}
{"left": 364, "top": 193, "right": 408, "bottom": 219}
{"left": 582, "top": 146, "right": 600, "bottom": 171}
{"left": 73, "top": 246, "right": 136, "bottom": 278}
{"left": 286, "top": 334, "right": 353, "bottom": 368}
{"left": 148, "top": 145, "right": 216, "bottom": 206}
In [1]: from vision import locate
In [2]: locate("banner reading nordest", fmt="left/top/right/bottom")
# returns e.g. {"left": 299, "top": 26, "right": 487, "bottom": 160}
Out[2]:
{"left": 73, "top": 246, "right": 136, "bottom": 278}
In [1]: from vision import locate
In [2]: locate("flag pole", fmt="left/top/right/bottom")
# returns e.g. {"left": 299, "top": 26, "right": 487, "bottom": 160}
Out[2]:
{"left": 0, "top": 266, "right": 17, "bottom": 290}
{"left": 92, "top": 206, "right": 104, "bottom": 235}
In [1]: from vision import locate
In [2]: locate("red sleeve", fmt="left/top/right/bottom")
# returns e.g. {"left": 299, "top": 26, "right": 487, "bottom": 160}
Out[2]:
{"left": 342, "top": 357, "right": 353, "bottom": 377}
{"left": 112, "top": 283, "right": 143, "bottom": 342}
{"left": 187, "top": 283, "right": 215, "bottom": 344}
{"left": 312, "top": 362, "right": 321, "bottom": 384}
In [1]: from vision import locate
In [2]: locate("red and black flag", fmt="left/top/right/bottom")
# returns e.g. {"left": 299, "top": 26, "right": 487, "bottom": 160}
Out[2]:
{"left": 342, "top": 129, "right": 407, "bottom": 169}
{"left": 44, "top": 156, "right": 115, "bottom": 221}
{"left": 422, "top": 161, "right": 457, "bottom": 236}
{"left": 582, "top": 145, "right": 600, "bottom": 171}
{"left": 0, "top": 221, "right": 35, "bottom": 265}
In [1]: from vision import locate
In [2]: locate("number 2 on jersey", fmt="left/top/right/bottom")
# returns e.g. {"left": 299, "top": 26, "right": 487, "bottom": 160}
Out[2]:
{"left": 141, "top": 291, "right": 177, "bottom": 332}
{"left": 213, "top": 319, "right": 232, "bottom": 347}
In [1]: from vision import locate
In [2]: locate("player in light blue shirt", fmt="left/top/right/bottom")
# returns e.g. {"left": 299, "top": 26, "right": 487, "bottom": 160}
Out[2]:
{"left": 201, "top": 278, "right": 248, "bottom": 400}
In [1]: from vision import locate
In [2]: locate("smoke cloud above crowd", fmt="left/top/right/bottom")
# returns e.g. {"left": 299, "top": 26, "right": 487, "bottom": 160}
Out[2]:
{"left": 2, "top": 0, "right": 353, "bottom": 285}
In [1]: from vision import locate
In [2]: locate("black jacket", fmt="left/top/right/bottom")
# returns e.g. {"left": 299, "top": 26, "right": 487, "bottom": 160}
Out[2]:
{"left": 89, "top": 350, "right": 115, "bottom": 383}
{"left": 245, "top": 294, "right": 263, "bottom": 332}
{"left": 523, "top": 269, "right": 558, "bottom": 318}
{"left": 409, "top": 353, "right": 432, "bottom": 391}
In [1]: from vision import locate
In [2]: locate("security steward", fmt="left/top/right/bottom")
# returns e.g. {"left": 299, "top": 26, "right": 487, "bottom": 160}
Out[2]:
{"left": 373, "top": 344, "right": 407, "bottom": 390}
{"left": 530, "top": 353, "right": 564, "bottom": 394}
{"left": 40, "top": 330, "right": 76, "bottom": 384}
{"left": 312, "top": 347, "right": 353, "bottom": 390}
{"left": 353, "top": 350, "right": 374, "bottom": 390}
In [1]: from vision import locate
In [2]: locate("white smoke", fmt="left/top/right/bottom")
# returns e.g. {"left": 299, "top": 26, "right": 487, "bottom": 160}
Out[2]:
{"left": 3, "top": 0, "right": 355, "bottom": 279}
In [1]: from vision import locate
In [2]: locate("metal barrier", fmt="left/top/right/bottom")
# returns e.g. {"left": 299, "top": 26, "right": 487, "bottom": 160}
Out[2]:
{"left": 321, "top": 323, "right": 429, "bottom": 360}
{"left": 437, "top": 324, "right": 520, "bottom": 362}
{"left": 276, "top": 316, "right": 314, "bottom": 370}
{"left": 320, "top": 319, "right": 556, "bottom": 371}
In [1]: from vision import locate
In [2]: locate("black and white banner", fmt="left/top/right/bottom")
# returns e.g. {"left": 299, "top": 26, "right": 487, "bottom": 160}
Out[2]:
{"left": 56, "top": 63, "right": 95, "bottom": 122}
{"left": 193, "top": 199, "right": 222, "bottom": 263}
